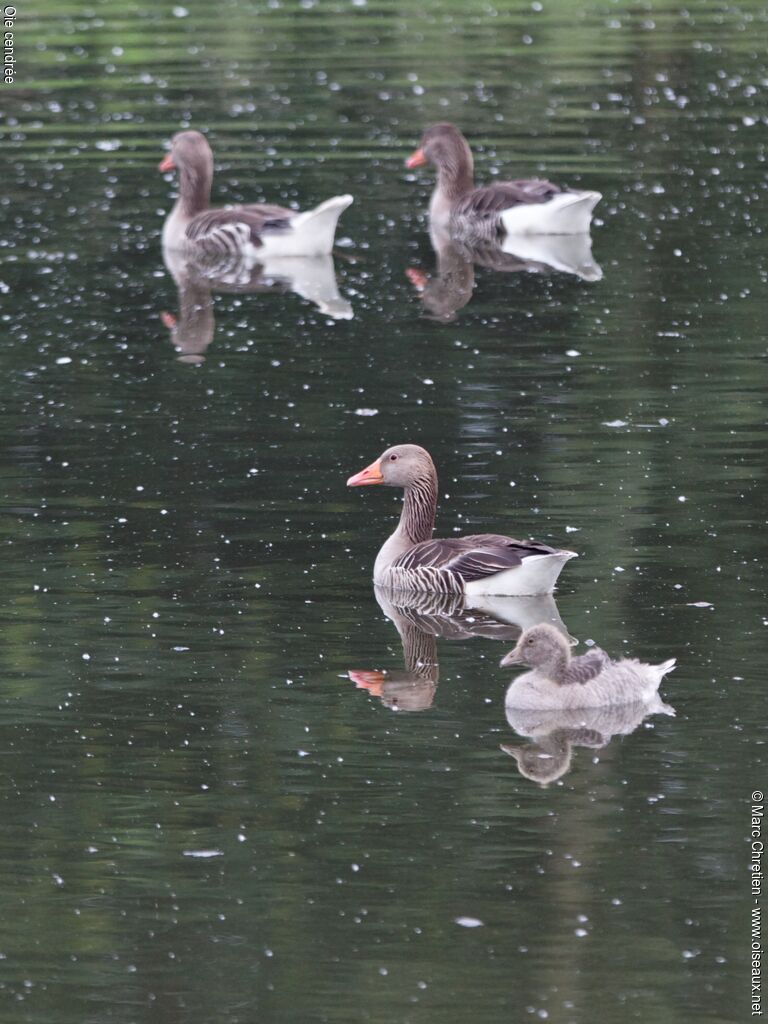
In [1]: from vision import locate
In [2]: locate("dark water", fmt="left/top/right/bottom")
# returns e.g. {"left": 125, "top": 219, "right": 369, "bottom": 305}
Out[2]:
{"left": 1, "top": 0, "right": 765, "bottom": 1020}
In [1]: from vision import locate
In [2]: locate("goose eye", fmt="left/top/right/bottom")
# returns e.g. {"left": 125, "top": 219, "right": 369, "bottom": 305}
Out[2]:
{"left": 526, "top": 638, "right": 534, "bottom": 644}
{"left": 389, "top": 454, "right": 398, "bottom": 461}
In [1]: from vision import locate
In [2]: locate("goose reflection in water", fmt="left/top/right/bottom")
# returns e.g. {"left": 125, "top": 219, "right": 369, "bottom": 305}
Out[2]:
{"left": 160, "top": 247, "right": 353, "bottom": 364}
{"left": 502, "top": 697, "right": 675, "bottom": 785}
{"left": 407, "top": 225, "right": 602, "bottom": 323}
{"left": 349, "top": 587, "right": 570, "bottom": 712}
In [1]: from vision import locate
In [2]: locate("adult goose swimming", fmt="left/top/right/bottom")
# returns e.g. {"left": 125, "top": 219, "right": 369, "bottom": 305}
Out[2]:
{"left": 405, "top": 123, "right": 601, "bottom": 237}
{"left": 160, "top": 130, "right": 353, "bottom": 258}
{"left": 347, "top": 444, "right": 577, "bottom": 596}
{"left": 501, "top": 623, "right": 676, "bottom": 710}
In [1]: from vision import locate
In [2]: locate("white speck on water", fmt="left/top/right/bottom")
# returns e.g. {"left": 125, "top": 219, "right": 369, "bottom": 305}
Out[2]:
{"left": 575, "top": 928, "right": 588, "bottom": 938}
{"left": 613, "top": 566, "right": 625, "bottom": 573}
{"left": 82, "top": 653, "right": 91, "bottom": 661}
{"left": 52, "top": 873, "right": 64, "bottom": 886}
{"left": 379, "top": 967, "right": 388, "bottom": 976}
{"left": 454, "top": 916, "right": 483, "bottom": 928}
{"left": 659, "top": 417, "right": 669, "bottom": 426}
{"left": 55, "top": 356, "right": 72, "bottom": 365}
{"left": 422, "top": 378, "right": 434, "bottom": 385}
{"left": 95, "top": 140, "right": 121, "bottom": 152}
{"left": 352, "top": 408, "right": 378, "bottom": 417}
{"left": 173, "top": 646, "right": 189, "bottom": 652}
{"left": 687, "top": 601, "right": 714, "bottom": 608}
{"left": 603, "top": 419, "right": 628, "bottom": 428}
{"left": 565, "top": 349, "right": 580, "bottom": 357}
{"left": 172, "top": 5, "right": 189, "bottom": 15}
{"left": 678, "top": 495, "right": 687, "bottom": 502}
{"left": 182, "top": 849, "right": 223, "bottom": 858}
{"left": 298, "top": 749, "right": 310, "bottom": 757}
{"left": 565, "top": 525, "right": 580, "bottom": 533}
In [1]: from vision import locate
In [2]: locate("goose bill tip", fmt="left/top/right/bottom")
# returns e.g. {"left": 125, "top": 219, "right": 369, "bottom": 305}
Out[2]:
{"left": 347, "top": 460, "right": 384, "bottom": 487}
{"left": 158, "top": 153, "right": 175, "bottom": 173}
{"left": 405, "top": 148, "right": 427, "bottom": 169}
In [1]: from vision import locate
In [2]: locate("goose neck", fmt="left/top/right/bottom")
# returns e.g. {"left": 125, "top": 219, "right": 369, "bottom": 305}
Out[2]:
{"left": 400, "top": 472, "right": 437, "bottom": 546}
{"left": 178, "top": 161, "right": 212, "bottom": 217}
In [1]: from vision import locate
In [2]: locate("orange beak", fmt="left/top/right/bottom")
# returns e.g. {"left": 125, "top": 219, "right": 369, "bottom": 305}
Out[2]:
{"left": 348, "top": 670, "right": 386, "bottom": 697}
{"left": 158, "top": 153, "right": 175, "bottom": 173}
{"left": 347, "top": 458, "right": 384, "bottom": 487}
{"left": 159, "top": 311, "right": 177, "bottom": 329}
{"left": 406, "top": 267, "right": 428, "bottom": 291}
{"left": 405, "top": 147, "right": 427, "bottom": 169}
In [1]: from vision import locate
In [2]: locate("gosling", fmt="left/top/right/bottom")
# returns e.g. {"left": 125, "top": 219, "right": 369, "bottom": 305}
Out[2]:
{"left": 501, "top": 623, "right": 676, "bottom": 710}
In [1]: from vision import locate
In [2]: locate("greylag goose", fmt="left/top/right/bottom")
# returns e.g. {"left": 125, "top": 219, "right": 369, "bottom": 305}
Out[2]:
{"left": 406, "top": 123, "right": 601, "bottom": 237}
{"left": 347, "top": 444, "right": 576, "bottom": 596}
{"left": 159, "top": 130, "right": 353, "bottom": 258}
{"left": 501, "top": 624, "right": 676, "bottom": 709}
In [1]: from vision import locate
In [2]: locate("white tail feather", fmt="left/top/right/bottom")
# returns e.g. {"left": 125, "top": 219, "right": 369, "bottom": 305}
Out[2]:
{"left": 500, "top": 190, "right": 602, "bottom": 236}
{"left": 464, "top": 550, "right": 578, "bottom": 597}
{"left": 260, "top": 194, "right": 353, "bottom": 257}
{"left": 657, "top": 658, "right": 677, "bottom": 677}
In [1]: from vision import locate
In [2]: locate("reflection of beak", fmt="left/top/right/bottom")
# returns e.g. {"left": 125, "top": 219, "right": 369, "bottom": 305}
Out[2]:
{"left": 159, "top": 311, "right": 177, "bottom": 329}
{"left": 348, "top": 670, "right": 386, "bottom": 698}
{"left": 347, "top": 459, "right": 384, "bottom": 487}
{"left": 158, "top": 153, "right": 175, "bottom": 173}
{"left": 500, "top": 647, "right": 523, "bottom": 668}
{"left": 406, "top": 267, "right": 428, "bottom": 292}
{"left": 500, "top": 744, "right": 523, "bottom": 762}
{"left": 405, "top": 147, "right": 427, "bottom": 169}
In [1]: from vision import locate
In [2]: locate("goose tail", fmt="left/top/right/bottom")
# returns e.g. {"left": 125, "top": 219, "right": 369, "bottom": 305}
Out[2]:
{"left": 273, "top": 194, "right": 353, "bottom": 256}
{"left": 500, "top": 190, "right": 602, "bottom": 236}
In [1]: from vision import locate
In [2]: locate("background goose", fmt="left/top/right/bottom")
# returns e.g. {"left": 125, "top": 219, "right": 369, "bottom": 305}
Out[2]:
{"left": 347, "top": 444, "right": 576, "bottom": 596}
{"left": 501, "top": 623, "right": 676, "bottom": 709}
{"left": 160, "top": 130, "right": 353, "bottom": 258}
{"left": 406, "top": 123, "right": 601, "bottom": 237}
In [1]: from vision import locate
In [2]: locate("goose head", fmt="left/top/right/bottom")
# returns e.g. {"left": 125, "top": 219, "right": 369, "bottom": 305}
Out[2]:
{"left": 405, "top": 123, "right": 474, "bottom": 179}
{"left": 159, "top": 129, "right": 214, "bottom": 181}
{"left": 500, "top": 623, "right": 570, "bottom": 670}
{"left": 346, "top": 444, "right": 436, "bottom": 489}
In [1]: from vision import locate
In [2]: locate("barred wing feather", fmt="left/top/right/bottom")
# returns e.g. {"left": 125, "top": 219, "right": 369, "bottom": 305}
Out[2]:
{"left": 562, "top": 648, "right": 611, "bottom": 686}
{"left": 393, "top": 535, "right": 558, "bottom": 585}
{"left": 186, "top": 205, "right": 294, "bottom": 247}
{"left": 454, "top": 180, "right": 561, "bottom": 223}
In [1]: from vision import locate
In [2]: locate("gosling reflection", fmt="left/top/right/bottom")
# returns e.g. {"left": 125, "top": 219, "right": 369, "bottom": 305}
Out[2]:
{"left": 408, "top": 224, "right": 602, "bottom": 322}
{"left": 349, "top": 588, "right": 569, "bottom": 712}
{"left": 502, "top": 698, "right": 675, "bottom": 785}
{"left": 161, "top": 247, "right": 353, "bottom": 363}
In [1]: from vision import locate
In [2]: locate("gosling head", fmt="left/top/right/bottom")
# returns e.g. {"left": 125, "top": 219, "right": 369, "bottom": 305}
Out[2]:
{"left": 346, "top": 444, "right": 436, "bottom": 490}
{"left": 500, "top": 623, "right": 570, "bottom": 670}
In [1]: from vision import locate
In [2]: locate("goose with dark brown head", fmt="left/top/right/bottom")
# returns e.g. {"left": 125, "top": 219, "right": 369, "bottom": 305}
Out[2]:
{"left": 406, "top": 123, "right": 601, "bottom": 238}
{"left": 160, "top": 130, "right": 353, "bottom": 258}
{"left": 347, "top": 444, "right": 576, "bottom": 596}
